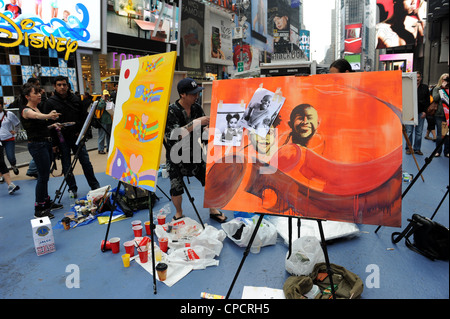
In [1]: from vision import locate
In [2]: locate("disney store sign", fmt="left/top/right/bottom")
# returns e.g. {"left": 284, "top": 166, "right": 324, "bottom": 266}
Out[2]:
{"left": 0, "top": 12, "right": 78, "bottom": 60}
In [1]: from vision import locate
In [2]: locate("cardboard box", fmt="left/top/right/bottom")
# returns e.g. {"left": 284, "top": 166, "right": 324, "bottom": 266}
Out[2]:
{"left": 31, "top": 217, "right": 56, "bottom": 256}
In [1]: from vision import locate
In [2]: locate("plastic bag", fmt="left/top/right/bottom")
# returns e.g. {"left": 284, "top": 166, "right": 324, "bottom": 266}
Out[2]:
{"left": 222, "top": 216, "right": 277, "bottom": 248}
{"left": 285, "top": 236, "right": 325, "bottom": 276}
{"left": 168, "top": 246, "right": 219, "bottom": 269}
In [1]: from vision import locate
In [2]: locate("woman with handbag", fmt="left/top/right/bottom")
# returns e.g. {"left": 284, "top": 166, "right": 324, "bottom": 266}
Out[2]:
{"left": 432, "top": 73, "right": 449, "bottom": 157}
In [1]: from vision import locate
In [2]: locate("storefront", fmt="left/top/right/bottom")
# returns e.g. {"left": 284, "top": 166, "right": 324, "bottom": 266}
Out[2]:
{"left": 0, "top": 0, "right": 102, "bottom": 104}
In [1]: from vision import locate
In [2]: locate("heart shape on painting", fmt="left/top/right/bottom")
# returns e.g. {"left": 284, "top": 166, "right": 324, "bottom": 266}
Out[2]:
{"left": 129, "top": 154, "right": 143, "bottom": 173}
{"left": 141, "top": 113, "right": 149, "bottom": 125}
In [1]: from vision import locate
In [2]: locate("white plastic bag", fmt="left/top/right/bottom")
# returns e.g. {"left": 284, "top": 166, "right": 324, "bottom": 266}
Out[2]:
{"left": 285, "top": 236, "right": 325, "bottom": 276}
{"left": 168, "top": 246, "right": 219, "bottom": 269}
{"left": 222, "top": 216, "right": 277, "bottom": 248}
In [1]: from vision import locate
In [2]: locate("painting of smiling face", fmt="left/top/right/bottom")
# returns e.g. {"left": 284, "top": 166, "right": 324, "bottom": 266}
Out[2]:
{"left": 291, "top": 105, "right": 319, "bottom": 139}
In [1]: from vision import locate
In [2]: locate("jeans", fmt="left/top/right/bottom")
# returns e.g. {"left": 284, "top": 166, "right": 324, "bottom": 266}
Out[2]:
{"left": 59, "top": 137, "right": 100, "bottom": 193}
{"left": 97, "top": 123, "right": 112, "bottom": 152}
{"left": 27, "top": 159, "right": 38, "bottom": 175}
{"left": 1, "top": 139, "right": 16, "bottom": 167}
{"left": 435, "top": 116, "right": 449, "bottom": 155}
{"left": 28, "top": 141, "right": 52, "bottom": 204}
{"left": 404, "top": 116, "right": 425, "bottom": 152}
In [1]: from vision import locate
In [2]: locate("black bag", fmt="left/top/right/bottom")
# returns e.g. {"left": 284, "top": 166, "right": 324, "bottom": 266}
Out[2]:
{"left": 392, "top": 214, "right": 449, "bottom": 261}
{"left": 116, "top": 184, "right": 159, "bottom": 213}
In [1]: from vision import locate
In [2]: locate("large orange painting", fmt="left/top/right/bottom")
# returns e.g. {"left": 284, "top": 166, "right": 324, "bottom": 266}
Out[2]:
{"left": 204, "top": 71, "right": 403, "bottom": 227}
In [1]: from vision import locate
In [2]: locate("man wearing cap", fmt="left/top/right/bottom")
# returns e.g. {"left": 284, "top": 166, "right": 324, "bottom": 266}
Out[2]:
{"left": 45, "top": 76, "right": 100, "bottom": 199}
{"left": 165, "top": 78, "right": 227, "bottom": 223}
{"left": 97, "top": 90, "right": 113, "bottom": 155}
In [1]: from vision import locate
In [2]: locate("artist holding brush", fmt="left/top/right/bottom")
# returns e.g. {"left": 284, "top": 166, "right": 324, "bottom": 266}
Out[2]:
{"left": 20, "top": 83, "right": 63, "bottom": 219}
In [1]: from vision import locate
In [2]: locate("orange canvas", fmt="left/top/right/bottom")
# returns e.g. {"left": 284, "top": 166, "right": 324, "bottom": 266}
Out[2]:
{"left": 204, "top": 71, "right": 403, "bottom": 227}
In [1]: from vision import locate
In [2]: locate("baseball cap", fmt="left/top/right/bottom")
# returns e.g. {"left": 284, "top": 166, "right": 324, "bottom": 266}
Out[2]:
{"left": 103, "top": 89, "right": 110, "bottom": 95}
{"left": 177, "top": 78, "right": 204, "bottom": 95}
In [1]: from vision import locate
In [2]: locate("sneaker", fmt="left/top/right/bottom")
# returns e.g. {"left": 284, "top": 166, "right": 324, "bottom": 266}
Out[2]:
{"left": 12, "top": 166, "right": 19, "bottom": 175}
{"left": 8, "top": 183, "right": 20, "bottom": 195}
{"left": 34, "top": 208, "right": 55, "bottom": 219}
{"left": 26, "top": 172, "right": 38, "bottom": 178}
{"left": 44, "top": 199, "right": 64, "bottom": 211}
{"left": 34, "top": 204, "right": 55, "bottom": 219}
{"left": 68, "top": 190, "right": 78, "bottom": 199}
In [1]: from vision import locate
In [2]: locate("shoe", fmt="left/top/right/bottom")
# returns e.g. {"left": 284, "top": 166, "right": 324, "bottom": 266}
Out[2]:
{"left": 34, "top": 203, "right": 55, "bottom": 219}
{"left": 0, "top": 176, "right": 4, "bottom": 183}
{"left": 8, "top": 183, "right": 20, "bottom": 195}
{"left": 424, "top": 136, "right": 432, "bottom": 140}
{"left": 414, "top": 150, "right": 423, "bottom": 155}
{"left": 26, "top": 172, "right": 38, "bottom": 178}
{"left": 209, "top": 211, "right": 227, "bottom": 223}
{"left": 44, "top": 198, "right": 64, "bottom": 211}
{"left": 68, "top": 190, "right": 78, "bottom": 199}
{"left": 435, "top": 153, "right": 440, "bottom": 157}
{"left": 98, "top": 150, "right": 106, "bottom": 154}
{"left": 12, "top": 166, "right": 19, "bottom": 175}
{"left": 445, "top": 153, "right": 449, "bottom": 158}
{"left": 34, "top": 208, "right": 55, "bottom": 219}
{"left": 406, "top": 149, "right": 412, "bottom": 155}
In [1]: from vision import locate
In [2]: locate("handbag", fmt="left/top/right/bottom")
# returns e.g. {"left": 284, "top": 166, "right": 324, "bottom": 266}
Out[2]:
{"left": 392, "top": 214, "right": 449, "bottom": 261}
{"left": 442, "top": 121, "right": 448, "bottom": 137}
{"left": 426, "top": 101, "right": 438, "bottom": 116}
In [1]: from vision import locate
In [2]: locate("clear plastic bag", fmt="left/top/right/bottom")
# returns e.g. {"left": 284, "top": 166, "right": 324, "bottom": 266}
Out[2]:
{"left": 285, "top": 236, "right": 325, "bottom": 276}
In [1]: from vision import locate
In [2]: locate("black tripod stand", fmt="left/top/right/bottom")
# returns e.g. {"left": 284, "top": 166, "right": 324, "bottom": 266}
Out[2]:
{"left": 162, "top": 140, "right": 205, "bottom": 229}
{"left": 102, "top": 181, "right": 159, "bottom": 294}
{"left": 375, "top": 134, "right": 449, "bottom": 234}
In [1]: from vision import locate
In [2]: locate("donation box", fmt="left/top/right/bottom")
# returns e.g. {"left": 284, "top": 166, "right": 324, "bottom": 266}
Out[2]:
{"left": 31, "top": 217, "right": 56, "bottom": 256}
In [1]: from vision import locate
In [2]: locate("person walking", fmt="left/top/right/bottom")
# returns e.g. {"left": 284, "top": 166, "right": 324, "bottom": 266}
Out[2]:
{"left": 96, "top": 90, "right": 113, "bottom": 154}
{"left": 0, "top": 99, "right": 21, "bottom": 175}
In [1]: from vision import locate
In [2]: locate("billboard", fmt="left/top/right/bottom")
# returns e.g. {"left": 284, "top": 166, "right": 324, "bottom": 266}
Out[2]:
{"left": 376, "top": 0, "right": 427, "bottom": 49}
{"left": 345, "top": 23, "right": 362, "bottom": 54}
{"left": 204, "top": 71, "right": 403, "bottom": 227}
{"left": 0, "top": 0, "right": 101, "bottom": 50}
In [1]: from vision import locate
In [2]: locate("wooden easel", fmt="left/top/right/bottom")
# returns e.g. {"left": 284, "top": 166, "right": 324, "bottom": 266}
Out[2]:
{"left": 402, "top": 124, "right": 425, "bottom": 182}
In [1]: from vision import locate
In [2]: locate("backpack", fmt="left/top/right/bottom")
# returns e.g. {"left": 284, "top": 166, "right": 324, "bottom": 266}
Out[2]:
{"left": 284, "top": 262, "right": 364, "bottom": 299}
{"left": 116, "top": 184, "right": 159, "bottom": 215}
{"left": 392, "top": 214, "right": 449, "bottom": 261}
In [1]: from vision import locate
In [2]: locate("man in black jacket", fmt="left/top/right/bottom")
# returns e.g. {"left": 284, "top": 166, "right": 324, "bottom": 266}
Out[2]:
{"left": 45, "top": 76, "right": 100, "bottom": 198}
{"left": 404, "top": 71, "right": 430, "bottom": 156}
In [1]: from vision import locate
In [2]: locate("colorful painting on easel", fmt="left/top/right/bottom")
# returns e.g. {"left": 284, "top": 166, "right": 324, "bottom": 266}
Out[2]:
{"left": 204, "top": 71, "right": 403, "bottom": 227}
{"left": 106, "top": 52, "right": 176, "bottom": 192}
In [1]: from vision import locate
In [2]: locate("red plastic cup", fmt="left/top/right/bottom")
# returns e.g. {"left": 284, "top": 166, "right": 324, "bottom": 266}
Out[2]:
{"left": 124, "top": 241, "right": 135, "bottom": 257}
{"left": 133, "top": 225, "right": 143, "bottom": 237}
{"left": 131, "top": 220, "right": 141, "bottom": 227}
{"left": 139, "top": 236, "right": 150, "bottom": 248}
{"left": 110, "top": 237, "right": 120, "bottom": 254}
{"left": 158, "top": 237, "right": 168, "bottom": 253}
{"left": 101, "top": 240, "right": 111, "bottom": 251}
{"left": 157, "top": 214, "right": 166, "bottom": 225}
{"left": 144, "top": 221, "right": 151, "bottom": 236}
{"left": 138, "top": 246, "right": 148, "bottom": 263}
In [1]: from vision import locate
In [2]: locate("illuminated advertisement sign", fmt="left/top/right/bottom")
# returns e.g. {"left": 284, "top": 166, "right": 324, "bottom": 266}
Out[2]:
{"left": 0, "top": 0, "right": 101, "bottom": 52}
{"left": 345, "top": 23, "right": 362, "bottom": 54}
{"left": 376, "top": 0, "right": 427, "bottom": 49}
{"left": 379, "top": 53, "right": 414, "bottom": 72}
